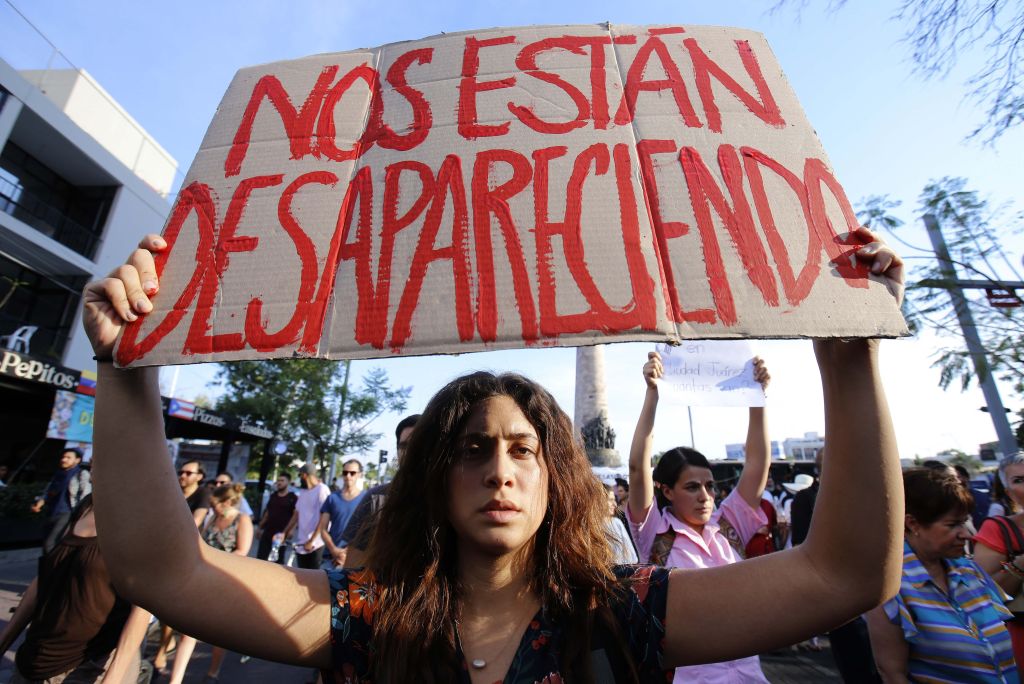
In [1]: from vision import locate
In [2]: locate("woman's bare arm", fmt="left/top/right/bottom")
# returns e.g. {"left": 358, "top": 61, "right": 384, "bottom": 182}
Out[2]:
{"left": 973, "top": 540, "right": 1023, "bottom": 596}
{"left": 627, "top": 352, "right": 661, "bottom": 523}
{"left": 234, "top": 513, "right": 254, "bottom": 556}
{"left": 661, "top": 231, "right": 904, "bottom": 666}
{"left": 734, "top": 359, "right": 771, "bottom": 510}
{"left": 864, "top": 604, "right": 911, "bottom": 683}
{"left": 86, "top": 236, "right": 332, "bottom": 668}
{"left": 103, "top": 606, "right": 152, "bottom": 683}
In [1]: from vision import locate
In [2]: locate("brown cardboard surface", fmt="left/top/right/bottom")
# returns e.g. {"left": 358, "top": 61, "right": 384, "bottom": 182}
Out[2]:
{"left": 115, "top": 23, "right": 908, "bottom": 367}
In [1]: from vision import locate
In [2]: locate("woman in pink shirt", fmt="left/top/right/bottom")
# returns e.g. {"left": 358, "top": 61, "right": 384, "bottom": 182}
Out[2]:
{"left": 628, "top": 351, "right": 772, "bottom": 683}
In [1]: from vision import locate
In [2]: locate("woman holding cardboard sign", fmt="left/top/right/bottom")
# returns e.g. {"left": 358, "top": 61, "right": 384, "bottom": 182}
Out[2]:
{"left": 82, "top": 227, "right": 904, "bottom": 682}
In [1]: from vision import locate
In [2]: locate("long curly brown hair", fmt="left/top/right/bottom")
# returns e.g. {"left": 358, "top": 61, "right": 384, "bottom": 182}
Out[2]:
{"left": 366, "top": 371, "right": 636, "bottom": 682}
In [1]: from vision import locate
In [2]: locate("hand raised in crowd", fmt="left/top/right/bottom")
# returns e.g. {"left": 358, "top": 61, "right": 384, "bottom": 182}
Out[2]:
{"left": 752, "top": 357, "right": 770, "bottom": 392}
{"left": 81, "top": 234, "right": 164, "bottom": 359}
{"left": 642, "top": 351, "right": 663, "bottom": 390}
{"left": 852, "top": 225, "right": 904, "bottom": 305}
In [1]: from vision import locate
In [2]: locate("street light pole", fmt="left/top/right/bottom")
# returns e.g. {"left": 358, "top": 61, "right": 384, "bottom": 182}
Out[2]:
{"left": 923, "top": 213, "right": 1018, "bottom": 459}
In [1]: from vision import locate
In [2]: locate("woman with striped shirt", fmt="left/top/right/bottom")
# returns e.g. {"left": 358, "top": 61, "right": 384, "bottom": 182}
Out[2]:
{"left": 867, "top": 467, "right": 1017, "bottom": 683}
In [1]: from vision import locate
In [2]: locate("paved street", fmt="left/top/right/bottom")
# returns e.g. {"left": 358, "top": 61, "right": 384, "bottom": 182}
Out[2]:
{"left": 1, "top": 549, "right": 841, "bottom": 683}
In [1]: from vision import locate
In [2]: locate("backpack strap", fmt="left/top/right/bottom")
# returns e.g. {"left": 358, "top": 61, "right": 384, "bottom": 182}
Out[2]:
{"left": 984, "top": 516, "right": 1024, "bottom": 560}
{"left": 648, "top": 530, "right": 676, "bottom": 566}
{"left": 717, "top": 515, "right": 747, "bottom": 561}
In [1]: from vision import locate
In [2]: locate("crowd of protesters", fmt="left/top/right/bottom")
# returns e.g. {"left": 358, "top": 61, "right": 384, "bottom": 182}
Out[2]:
{"left": 5, "top": 229, "right": 1023, "bottom": 682}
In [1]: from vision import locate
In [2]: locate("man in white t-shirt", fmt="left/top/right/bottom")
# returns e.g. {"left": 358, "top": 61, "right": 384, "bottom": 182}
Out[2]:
{"left": 283, "top": 463, "right": 330, "bottom": 569}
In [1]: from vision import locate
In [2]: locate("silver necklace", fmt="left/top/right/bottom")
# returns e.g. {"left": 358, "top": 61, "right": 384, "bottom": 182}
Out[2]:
{"left": 457, "top": 602, "right": 538, "bottom": 672}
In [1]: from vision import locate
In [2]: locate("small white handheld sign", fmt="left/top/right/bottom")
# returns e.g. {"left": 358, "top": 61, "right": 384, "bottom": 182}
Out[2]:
{"left": 655, "top": 340, "right": 765, "bottom": 407}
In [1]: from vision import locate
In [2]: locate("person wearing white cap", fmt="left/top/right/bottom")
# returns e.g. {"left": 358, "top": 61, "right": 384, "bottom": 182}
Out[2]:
{"left": 780, "top": 473, "right": 814, "bottom": 550}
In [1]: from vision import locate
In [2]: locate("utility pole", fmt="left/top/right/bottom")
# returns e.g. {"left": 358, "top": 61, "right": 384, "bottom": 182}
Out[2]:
{"left": 327, "top": 359, "right": 353, "bottom": 486}
{"left": 923, "top": 213, "right": 1018, "bottom": 459}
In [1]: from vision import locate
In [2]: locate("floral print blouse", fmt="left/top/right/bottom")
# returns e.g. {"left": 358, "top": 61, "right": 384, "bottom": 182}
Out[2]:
{"left": 322, "top": 564, "right": 671, "bottom": 683}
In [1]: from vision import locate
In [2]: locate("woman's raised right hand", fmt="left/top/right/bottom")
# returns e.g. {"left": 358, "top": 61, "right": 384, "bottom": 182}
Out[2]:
{"left": 643, "top": 351, "right": 663, "bottom": 390}
{"left": 81, "top": 234, "right": 166, "bottom": 360}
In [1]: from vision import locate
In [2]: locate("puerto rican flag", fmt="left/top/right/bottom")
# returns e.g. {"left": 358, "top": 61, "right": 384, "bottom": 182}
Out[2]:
{"left": 168, "top": 398, "right": 196, "bottom": 421}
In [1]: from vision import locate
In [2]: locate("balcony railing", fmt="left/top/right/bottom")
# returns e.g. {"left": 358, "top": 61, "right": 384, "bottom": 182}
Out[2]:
{"left": 0, "top": 175, "right": 100, "bottom": 259}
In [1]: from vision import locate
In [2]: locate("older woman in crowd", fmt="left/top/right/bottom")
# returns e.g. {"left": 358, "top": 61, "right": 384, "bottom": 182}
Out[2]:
{"left": 972, "top": 452, "right": 1024, "bottom": 671}
{"left": 866, "top": 467, "right": 1016, "bottom": 683}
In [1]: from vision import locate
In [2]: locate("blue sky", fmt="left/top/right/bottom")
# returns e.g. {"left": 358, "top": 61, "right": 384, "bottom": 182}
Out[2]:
{"left": 4, "top": 0, "right": 1023, "bottom": 465}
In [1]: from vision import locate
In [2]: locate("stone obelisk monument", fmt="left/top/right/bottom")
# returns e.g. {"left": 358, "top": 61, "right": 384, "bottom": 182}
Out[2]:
{"left": 574, "top": 345, "right": 620, "bottom": 466}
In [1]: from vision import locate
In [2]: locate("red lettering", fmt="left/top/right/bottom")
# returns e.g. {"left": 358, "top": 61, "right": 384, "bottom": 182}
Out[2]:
{"left": 299, "top": 166, "right": 375, "bottom": 353}
{"left": 372, "top": 161, "right": 436, "bottom": 348}
{"left": 614, "top": 33, "right": 701, "bottom": 128}
{"left": 116, "top": 183, "right": 217, "bottom": 365}
{"left": 684, "top": 38, "right": 784, "bottom": 134}
{"left": 509, "top": 38, "right": 593, "bottom": 134}
{"left": 636, "top": 139, "right": 713, "bottom": 323}
{"left": 741, "top": 147, "right": 820, "bottom": 305}
{"left": 244, "top": 172, "right": 331, "bottom": 351}
{"left": 679, "top": 145, "right": 783, "bottom": 325}
{"left": 532, "top": 144, "right": 619, "bottom": 336}
{"left": 611, "top": 142, "right": 658, "bottom": 331}
{"left": 471, "top": 149, "right": 536, "bottom": 342}
{"left": 391, "top": 155, "right": 473, "bottom": 350}
{"left": 370, "top": 48, "right": 434, "bottom": 151}
{"left": 458, "top": 35, "right": 517, "bottom": 139}
{"left": 804, "top": 158, "right": 871, "bottom": 288}
{"left": 185, "top": 175, "right": 283, "bottom": 355}
{"left": 317, "top": 64, "right": 380, "bottom": 162}
{"left": 224, "top": 66, "right": 338, "bottom": 177}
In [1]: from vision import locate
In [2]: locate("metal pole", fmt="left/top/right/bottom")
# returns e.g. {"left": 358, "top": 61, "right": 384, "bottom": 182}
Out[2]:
{"left": 923, "top": 213, "right": 1018, "bottom": 459}
{"left": 687, "top": 407, "right": 695, "bottom": 448}
{"left": 327, "top": 359, "right": 352, "bottom": 486}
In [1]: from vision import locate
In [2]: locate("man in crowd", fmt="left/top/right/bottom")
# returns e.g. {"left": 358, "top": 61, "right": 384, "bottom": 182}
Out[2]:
{"left": 152, "top": 459, "right": 212, "bottom": 673}
{"left": 30, "top": 448, "right": 91, "bottom": 554}
{"left": 343, "top": 414, "right": 419, "bottom": 568}
{"left": 256, "top": 473, "right": 298, "bottom": 563}
{"left": 613, "top": 477, "right": 629, "bottom": 514}
{"left": 176, "top": 460, "right": 211, "bottom": 527}
{"left": 283, "top": 464, "right": 330, "bottom": 569}
{"left": 316, "top": 459, "right": 367, "bottom": 568}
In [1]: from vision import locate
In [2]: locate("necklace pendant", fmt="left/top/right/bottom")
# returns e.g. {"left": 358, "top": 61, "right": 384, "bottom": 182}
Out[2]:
{"left": 470, "top": 659, "right": 486, "bottom": 669}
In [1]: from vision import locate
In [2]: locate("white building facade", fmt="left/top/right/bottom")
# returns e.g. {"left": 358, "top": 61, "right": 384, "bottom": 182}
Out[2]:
{"left": 0, "top": 56, "right": 174, "bottom": 473}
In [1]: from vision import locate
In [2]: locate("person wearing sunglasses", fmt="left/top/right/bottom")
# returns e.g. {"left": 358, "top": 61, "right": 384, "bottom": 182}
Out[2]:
{"left": 627, "top": 350, "right": 773, "bottom": 683}
{"left": 315, "top": 460, "right": 367, "bottom": 568}
{"left": 151, "top": 460, "right": 211, "bottom": 673}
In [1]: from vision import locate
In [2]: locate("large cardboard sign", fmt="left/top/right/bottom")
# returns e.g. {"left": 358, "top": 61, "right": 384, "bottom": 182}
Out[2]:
{"left": 115, "top": 24, "right": 907, "bottom": 367}
{"left": 655, "top": 341, "right": 764, "bottom": 407}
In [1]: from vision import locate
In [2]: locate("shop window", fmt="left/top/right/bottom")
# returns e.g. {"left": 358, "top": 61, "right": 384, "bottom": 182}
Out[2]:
{"left": 0, "top": 253, "right": 86, "bottom": 361}
{"left": 0, "top": 142, "right": 114, "bottom": 259}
